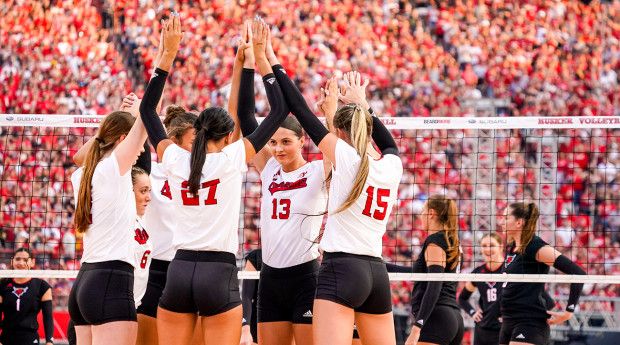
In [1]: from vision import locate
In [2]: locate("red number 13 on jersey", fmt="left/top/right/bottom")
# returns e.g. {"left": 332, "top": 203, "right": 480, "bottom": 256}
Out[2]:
{"left": 362, "top": 186, "right": 390, "bottom": 220}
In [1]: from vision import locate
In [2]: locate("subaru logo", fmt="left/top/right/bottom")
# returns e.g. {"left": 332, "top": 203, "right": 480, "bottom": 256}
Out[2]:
{"left": 6, "top": 116, "right": 14, "bottom": 121}
{"left": 468, "top": 119, "right": 476, "bottom": 124}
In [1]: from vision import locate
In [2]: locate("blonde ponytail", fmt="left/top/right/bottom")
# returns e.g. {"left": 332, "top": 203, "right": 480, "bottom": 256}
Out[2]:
{"left": 332, "top": 104, "right": 373, "bottom": 214}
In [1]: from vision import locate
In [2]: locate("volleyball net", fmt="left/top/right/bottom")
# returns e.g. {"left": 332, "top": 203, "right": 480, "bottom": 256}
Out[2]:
{"left": 1, "top": 114, "right": 620, "bottom": 336}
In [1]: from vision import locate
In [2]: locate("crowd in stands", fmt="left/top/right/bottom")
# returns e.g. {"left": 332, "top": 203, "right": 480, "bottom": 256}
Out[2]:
{"left": 1, "top": 0, "right": 619, "bottom": 314}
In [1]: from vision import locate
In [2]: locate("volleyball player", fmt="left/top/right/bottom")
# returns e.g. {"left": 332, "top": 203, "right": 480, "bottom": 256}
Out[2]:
{"left": 0, "top": 248, "right": 54, "bottom": 345}
{"left": 131, "top": 166, "right": 153, "bottom": 317}
{"left": 138, "top": 16, "right": 289, "bottom": 345}
{"left": 458, "top": 233, "right": 505, "bottom": 345}
{"left": 499, "top": 202, "right": 586, "bottom": 345}
{"left": 69, "top": 71, "right": 149, "bottom": 345}
{"left": 458, "top": 233, "right": 557, "bottom": 345}
{"left": 405, "top": 195, "right": 464, "bottom": 345}
{"left": 241, "top": 249, "right": 262, "bottom": 345}
{"left": 233, "top": 19, "right": 328, "bottom": 345}
{"left": 264, "top": 31, "right": 402, "bottom": 342}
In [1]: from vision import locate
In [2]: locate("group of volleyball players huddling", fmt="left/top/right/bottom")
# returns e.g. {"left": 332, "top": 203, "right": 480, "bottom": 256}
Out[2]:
{"left": 66, "top": 13, "right": 587, "bottom": 345}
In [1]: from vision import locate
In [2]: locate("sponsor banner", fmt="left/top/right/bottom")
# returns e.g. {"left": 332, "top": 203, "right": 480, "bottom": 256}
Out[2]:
{"left": 2, "top": 114, "right": 620, "bottom": 129}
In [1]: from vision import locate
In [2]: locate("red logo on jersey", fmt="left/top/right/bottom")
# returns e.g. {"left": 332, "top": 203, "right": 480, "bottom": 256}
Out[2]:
{"left": 505, "top": 254, "right": 516, "bottom": 267}
{"left": 134, "top": 228, "right": 149, "bottom": 245}
{"left": 12, "top": 286, "right": 28, "bottom": 298}
{"left": 272, "top": 169, "right": 281, "bottom": 181}
{"left": 268, "top": 178, "right": 308, "bottom": 195}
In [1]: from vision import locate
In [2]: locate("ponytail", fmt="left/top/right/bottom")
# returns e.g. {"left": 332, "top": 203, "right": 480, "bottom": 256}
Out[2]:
{"left": 74, "top": 111, "right": 135, "bottom": 233}
{"left": 188, "top": 127, "right": 207, "bottom": 195}
{"left": 187, "top": 107, "right": 235, "bottom": 196}
{"left": 508, "top": 202, "right": 539, "bottom": 254}
{"left": 427, "top": 195, "right": 460, "bottom": 270}
{"left": 332, "top": 104, "right": 372, "bottom": 214}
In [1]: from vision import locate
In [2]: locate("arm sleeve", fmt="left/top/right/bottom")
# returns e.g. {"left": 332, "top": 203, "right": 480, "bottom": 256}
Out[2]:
{"left": 134, "top": 143, "right": 152, "bottom": 174}
{"left": 241, "top": 279, "right": 257, "bottom": 326}
{"left": 458, "top": 287, "right": 476, "bottom": 316}
{"left": 542, "top": 291, "right": 556, "bottom": 310}
{"left": 371, "top": 116, "right": 399, "bottom": 156}
{"left": 272, "top": 64, "right": 329, "bottom": 145}
{"left": 238, "top": 68, "right": 258, "bottom": 136}
{"left": 413, "top": 265, "right": 444, "bottom": 328}
{"left": 553, "top": 255, "right": 586, "bottom": 312}
{"left": 245, "top": 74, "right": 289, "bottom": 152}
{"left": 139, "top": 68, "right": 169, "bottom": 149}
{"left": 42, "top": 300, "right": 54, "bottom": 343}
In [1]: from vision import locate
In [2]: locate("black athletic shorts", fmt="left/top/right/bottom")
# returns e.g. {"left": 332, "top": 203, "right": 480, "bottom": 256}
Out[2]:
{"left": 418, "top": 305, "right": 464, "bottom": 345}
{"left": 137, "top": 259, "right": 170, "bottom": 318}
{"left": 257, "top": 259, "right": 318, "bottom": 324}
{"left": 315, "top": 252, "right": 391, "bottom": 314}
{"left": 0, "top": 331, "right": 39, "bottom": 345}
{"left": 499, "top": 318, "right": 550, "bottom": 345}
{"left": 68, "top": 260, "right": 136, "bottom": 326}
{"left": 474, "top": 326, "right": 500, "bottom": 345}
{"left": 159, "top": 250, "right": 241, "bottom": 316}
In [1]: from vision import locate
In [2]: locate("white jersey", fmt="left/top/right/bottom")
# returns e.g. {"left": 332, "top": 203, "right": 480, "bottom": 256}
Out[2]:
{"left": 320, "top": 139, "right": 403, "bottom": 258}
{"left": 161, "top": 140, "right": 247, "bottom": 254}
{"left": 133, "top": 217, "right": 153, "bottom": 307}
{"left": 259, "top": 158, "right": 327, "bottom": 268}
{"left": 142, "top": 162, "right": 177, "bottom": 261}
{"left": 70, "top": 152, "right": 136, "bottom": 265}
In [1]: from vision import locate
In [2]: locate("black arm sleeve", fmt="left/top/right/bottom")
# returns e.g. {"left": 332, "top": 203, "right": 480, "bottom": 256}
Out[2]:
{"left": 241, "top": 278, "right": 257, "bottom": 326}
{"left": 458, "top": 287, "right": 476, "bottom": 316}
{"left": 553, "top": 255, "right": 586, "bottom": 312}
{"left": 272, "top": 64, "right": 329, "bottom": 145}
{"left": 245, "top": 74, "right": 289, "bottom": 152}
{"left": 371, "top": 116, "right": 399, "bottom": 156}
{"left": 238, "top": 68, "right": 259, "bottom": 136}
{"left": 42, "top": 300, "right": 54, "bottom": 343}
{"left": 542, "top": 291, "right": 556, "bottom": 310}
{"left": 134, "top": 143, "right": 152, "bottom": 174}
{"left": 413, "top": 265, "right": 444, "bottom": 328}
{"left": 139, "top": 68, "right": 169, "bottom": 149}
{"left": 385, "top": 263, "right": 413, "bottom": 273}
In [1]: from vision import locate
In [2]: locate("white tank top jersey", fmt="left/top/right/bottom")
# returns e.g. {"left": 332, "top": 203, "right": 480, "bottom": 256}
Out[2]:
{"left": 259, "top": 158, "right": 327, "bottom": 268}
{"left": 161, "top": 140, "right": 247, "bottom": 254}
{"left": 142, "top": 162, "right": 177, "bottom": 261}
{"left": 70, "top": 152, "right": 137, "bottom": 265}
{"left": 133, "top": 217, "right": 153, "bottom": 307}
{"left": 320, "top": 139, "right": 403, "bottom": 258}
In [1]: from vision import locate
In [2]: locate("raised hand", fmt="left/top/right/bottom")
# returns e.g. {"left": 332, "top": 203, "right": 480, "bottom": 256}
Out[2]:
{"left": 265, "top": 24, "right": 279, "bottom": 65}
{"left": 119, "top": 93, "right": 140, "bottom": 117}
{"left": 252, "top": 16, "right": 267, "bottom": 59}
{"left": 320, "top": 77, "right": 339, "bottom": 118}
{"left": 237, "top": 20, "right": 255, "bottom": 68}
{"left": 339, "top": 71, "right": 370, "bottom": 110}
{"left": 163, "top": 14, "right": 183, "bottom": 56}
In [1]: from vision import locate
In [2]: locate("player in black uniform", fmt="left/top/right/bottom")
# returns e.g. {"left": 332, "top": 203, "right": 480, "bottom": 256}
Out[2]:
{"left": 458, "top": 233, "right": 557, "bottom": 345}
{"left": 0, "top": 248, "right": 54, "bottom": 345}
{"left": 458, "top": 233, "right": 505, "bottom": 345}
{"left": 241, "top": 249, "right": 262, "bottom": 345}
{"left": 406, "top": 195, "right": 464, "bottom": 345}
{"left": 499, "top": 202, "right": 586, "bottom": 345}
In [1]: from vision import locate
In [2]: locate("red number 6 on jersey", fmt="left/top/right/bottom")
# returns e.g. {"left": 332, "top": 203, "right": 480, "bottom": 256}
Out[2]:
{"left": 362, "top": 186, "right": 391, "bottom": 220}
{"left": 140, "top": 250, "right": 151, "bottom": 269}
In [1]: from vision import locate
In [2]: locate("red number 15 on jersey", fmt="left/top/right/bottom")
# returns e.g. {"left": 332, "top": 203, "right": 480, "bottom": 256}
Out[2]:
{"left": 362, "top": 186, "right": 391, "bottom": 220}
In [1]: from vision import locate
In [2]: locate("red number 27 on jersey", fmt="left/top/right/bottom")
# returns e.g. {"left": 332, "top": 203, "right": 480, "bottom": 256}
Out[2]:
{"left": 160, "top": 179, "right": 221, "bottom": 206}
